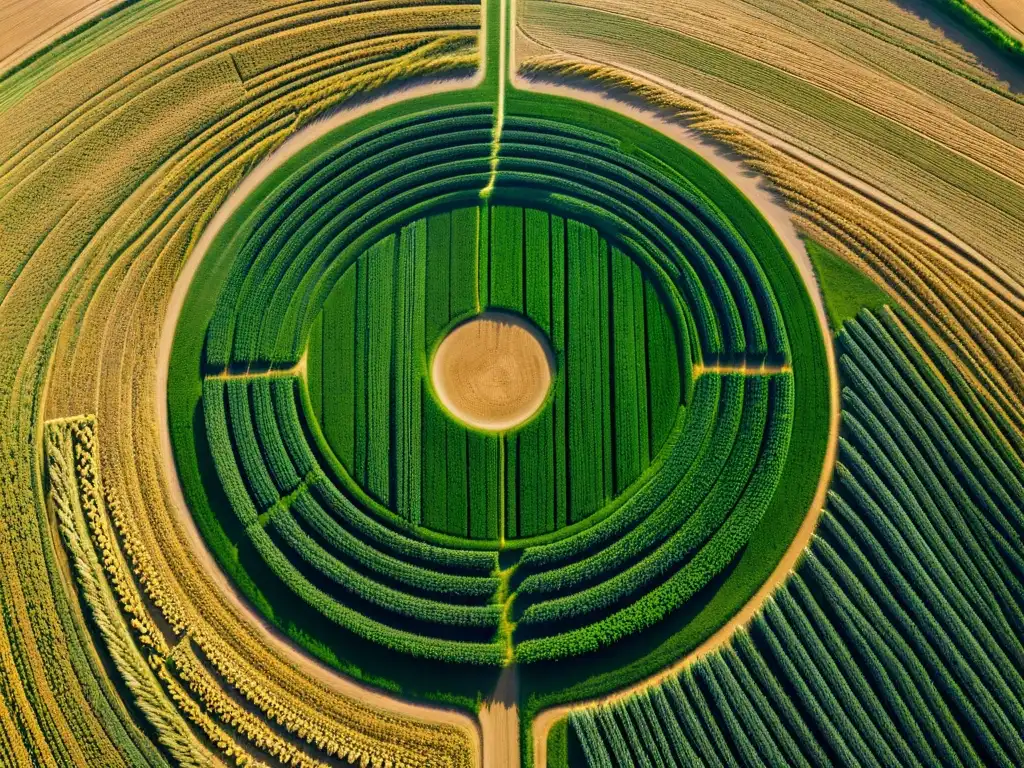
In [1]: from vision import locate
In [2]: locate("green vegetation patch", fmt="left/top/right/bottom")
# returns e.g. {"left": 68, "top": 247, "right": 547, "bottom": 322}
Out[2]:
{"left": 169, "top": 88, "right": 827, "bottom": 706}
{"left": 804, "top": 237, "right": 890, "bottom": 332}
{"left": 306, "top": 205, "right": 684, "bottom": 541}
{"left": 566, "top": 307, "right": 1024, "bottom": 766}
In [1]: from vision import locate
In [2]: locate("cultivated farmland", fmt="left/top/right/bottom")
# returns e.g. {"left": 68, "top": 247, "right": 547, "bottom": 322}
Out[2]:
{"left": 558, "top": 309, "right": 1024, "bottom": 767}
{"left": 1, "top": 0, "right": 1022, "bottom": 767}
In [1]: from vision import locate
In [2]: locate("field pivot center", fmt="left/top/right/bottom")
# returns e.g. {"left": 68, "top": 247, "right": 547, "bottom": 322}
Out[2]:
{"left": 431, "top": 311, "right": 554, "bottom": 432}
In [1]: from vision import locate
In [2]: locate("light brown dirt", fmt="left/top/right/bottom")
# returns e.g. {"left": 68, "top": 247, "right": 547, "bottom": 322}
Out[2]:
{"left": 0, "top": 0, "right": 120, "bottom": 72}
{"left": 479, "top": 665, "right": 520, "bottom": 768}
{"left": 431, "top": 313, "right": 553, "bottom": 432}
{"left": 968, "top": 0, "right": 1024, "bottom": 41}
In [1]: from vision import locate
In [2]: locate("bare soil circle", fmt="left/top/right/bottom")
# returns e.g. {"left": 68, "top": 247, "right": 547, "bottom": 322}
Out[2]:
{"left": 431, "top": 312, "right": 555, "bottom": 432}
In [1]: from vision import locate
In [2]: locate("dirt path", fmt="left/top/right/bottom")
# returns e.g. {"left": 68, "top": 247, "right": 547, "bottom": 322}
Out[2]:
{"left": 155, "top": 73, "right": 489, "bottom": 767}
{"left": 480, "top": 665, "right": 520, "bottom": 768}
{"left": 510, "top": 14, "right": 842, "bottom": 763}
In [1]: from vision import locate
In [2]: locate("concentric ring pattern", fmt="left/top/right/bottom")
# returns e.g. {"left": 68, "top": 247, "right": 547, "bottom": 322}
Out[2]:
{"left": 172, "top": 102, "right": 801, "bottom": 669}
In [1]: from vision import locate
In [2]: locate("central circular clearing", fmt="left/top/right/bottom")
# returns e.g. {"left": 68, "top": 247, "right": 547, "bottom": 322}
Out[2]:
{"left": 431, "top": 312, "right": 554, "bottom": 432}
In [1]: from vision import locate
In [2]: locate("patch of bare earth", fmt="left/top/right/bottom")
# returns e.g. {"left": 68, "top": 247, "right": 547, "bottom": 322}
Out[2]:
{"left": 431, "top": 312, "right": 554, "bottom": 432}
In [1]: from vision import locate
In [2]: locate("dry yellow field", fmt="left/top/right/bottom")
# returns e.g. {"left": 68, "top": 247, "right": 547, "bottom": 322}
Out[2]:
{"left": 969, "top": 0, "right": 1024, "bottom": 40}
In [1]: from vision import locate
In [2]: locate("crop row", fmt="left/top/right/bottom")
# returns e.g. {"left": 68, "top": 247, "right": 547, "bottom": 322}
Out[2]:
{"left": 204, "top": 106, "right": 495, "bottom": 369}
{"left": 568, "top": 309, "right": 1024, "bottom": 766}
{"left": 306, "top": 200, "right": 686, "bottom": 540}
{"left": 539, "top": 51, "right": 1024, "bottom": 443}
{"left": 192, "top": 98, "right": 799, "bottom": 667}
{"left": 516, "top": 375, "right": 743, "bottom": 598}
{"left": 500, "top": 115, "right": 788, "bottom": 364}
{"left": 48, "top": 413, "right": 478, "bottom": 767}
{"left": 204, "top": 375, "right": 505, "bottom": 661}
{"left": 516, "top": 372, "right": 792, "bottom": 662}
{"left": 3, "top": 1, "right": 483, "bottom": 762}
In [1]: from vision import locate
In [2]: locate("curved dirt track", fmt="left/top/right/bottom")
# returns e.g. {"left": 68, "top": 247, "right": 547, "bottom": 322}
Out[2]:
{"left": 512, "top": 18, "right": 842, "bottom": 765}
{"left": 155, "top": 73, "right": 488, "bottom": 767}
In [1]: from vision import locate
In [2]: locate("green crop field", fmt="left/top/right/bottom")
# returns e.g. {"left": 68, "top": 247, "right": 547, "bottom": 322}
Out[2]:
{"left": 2, "top": 0, "right": 1022, "bottom": 766}
{"left": 561, "top": 308, "right": 1024, "bottom": 767}
{"left": 168, "top": 67, "right": 823, "bottom": 693}
{"left": 304, "top": 204, "right": 684, "bottom": 540}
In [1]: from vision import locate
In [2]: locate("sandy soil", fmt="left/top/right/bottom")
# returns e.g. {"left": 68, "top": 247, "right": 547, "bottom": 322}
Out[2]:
{"left": 479, "top": 665, "right": 521, "bottom": 768}
{"left": 0, "top": 0, "right": 120, "bottom": 73}
{"left": 155, "top": 73, "right": 488, "bottom": 766}
{"left": 968, "top": 0, "right": 1024, "bottom": 41}
{"left": 431, "top": 312, "right": 553, "bottom": 432}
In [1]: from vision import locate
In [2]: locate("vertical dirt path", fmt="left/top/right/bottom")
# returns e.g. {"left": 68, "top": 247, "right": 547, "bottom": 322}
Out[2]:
{"left": 480, "top": 665, "right": 521, "bottom": 768}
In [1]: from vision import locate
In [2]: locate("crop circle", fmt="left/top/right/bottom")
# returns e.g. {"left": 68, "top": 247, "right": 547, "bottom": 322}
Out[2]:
{"left": 431, "top": 312, "right": 554, "bottom": 432}
{"left": 168, "top": 94, "right": 824, "bottom": 695}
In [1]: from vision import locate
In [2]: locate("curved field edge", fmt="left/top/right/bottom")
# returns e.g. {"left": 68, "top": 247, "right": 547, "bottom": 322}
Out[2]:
{"left": 169, "top": 85, "right": 830, "bottom": 714}
{"left": 514, "top": 8, "right": 1024, "bottom": 442}
{"left": 557, "top": 306, "right": 1024, "bottom": 767}
{"left": 2, "top": 3, "right": 483, "bottom": 766}
{"left": 167, "top": 91, "right": 506, "bottom": 711}
{"left": 0, "top": 0, "right": 178, "bottom": 109}
{"left": 505, "top": 87, "right": 831, "bottom": 752}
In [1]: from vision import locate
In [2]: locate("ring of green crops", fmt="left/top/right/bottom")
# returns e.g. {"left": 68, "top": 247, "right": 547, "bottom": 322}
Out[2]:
{"left": 304, "top": 202, "right": 688, "bottom": 542}
{"left": 168, "top": 88, "right": 829, "bottom": 707}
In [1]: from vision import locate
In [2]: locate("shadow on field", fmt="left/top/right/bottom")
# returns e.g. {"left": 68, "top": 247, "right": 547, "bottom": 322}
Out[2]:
{"left": 889, "top": 0, "right": 1024, "bottom": 92}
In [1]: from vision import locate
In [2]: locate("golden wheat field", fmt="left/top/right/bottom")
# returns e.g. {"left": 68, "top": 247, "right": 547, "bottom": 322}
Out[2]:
{"left": 1, "top": 1, "right": 1023, "bottom": 767}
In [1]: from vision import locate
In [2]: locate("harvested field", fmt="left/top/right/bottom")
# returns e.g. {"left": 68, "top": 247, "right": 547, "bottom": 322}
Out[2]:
{"left": 0, "top": 0, "right": 122, "bottom": 70}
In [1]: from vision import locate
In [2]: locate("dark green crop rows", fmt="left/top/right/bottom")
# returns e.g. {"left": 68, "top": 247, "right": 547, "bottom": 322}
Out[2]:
{"left": 204, "top": 374, "right": 505, "bottom": 664}
{"left": 513, "top": 371, "right": 793, "bottom": 662}
{"left": 172, "top": 94, "right": 822, "bottom": 681}
{"left": 305, "top": 204, "right": 685, "bottom": 541}
{"left": 567, "top": 308, "right": 1024, "bottom": 766}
